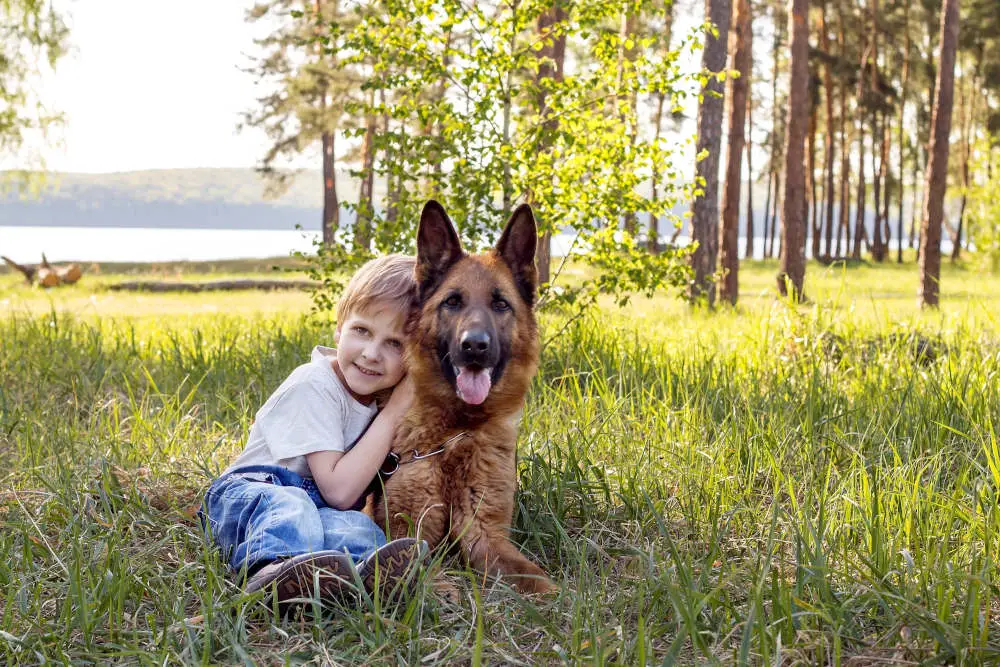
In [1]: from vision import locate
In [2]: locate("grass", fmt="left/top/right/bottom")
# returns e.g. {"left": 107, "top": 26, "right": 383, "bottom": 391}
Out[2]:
{"left": 2, "top": 258, "right": 1000, "bottom": 664}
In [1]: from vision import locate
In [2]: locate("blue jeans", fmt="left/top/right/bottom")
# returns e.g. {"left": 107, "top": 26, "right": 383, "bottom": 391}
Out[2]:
{"left": 202, "top": 465, "right": 386, "bottom": 573}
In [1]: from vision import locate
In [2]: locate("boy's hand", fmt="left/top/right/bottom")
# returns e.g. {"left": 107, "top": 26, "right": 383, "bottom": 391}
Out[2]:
{"left": 385, "top": 373, "right": 415, "bottom": 417}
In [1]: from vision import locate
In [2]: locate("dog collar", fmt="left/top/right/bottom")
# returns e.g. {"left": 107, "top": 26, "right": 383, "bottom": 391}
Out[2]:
{"left": 379, "top": 431, "right": 470, "bottom": 477}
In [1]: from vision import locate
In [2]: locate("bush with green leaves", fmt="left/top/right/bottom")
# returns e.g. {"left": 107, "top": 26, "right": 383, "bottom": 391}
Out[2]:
{"left": 967, "top": 140, "right": 1000, "bottom": 272}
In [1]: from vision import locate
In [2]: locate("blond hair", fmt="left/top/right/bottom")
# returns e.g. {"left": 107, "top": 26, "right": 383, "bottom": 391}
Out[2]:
{"left": 336, "top": 254, "right": 417, "bottom": 324}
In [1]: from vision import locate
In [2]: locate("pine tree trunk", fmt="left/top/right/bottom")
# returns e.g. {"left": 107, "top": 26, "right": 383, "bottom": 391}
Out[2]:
{"left": 763, "top": 166, "right": 774, "bottom": 258}
{"left": 897, "top": 0, "right": 910, "bottom": 262}
{"left": 918, "top": 0, "right": 959, "bottom": 308}
{"left": 382, "top": 94, "right": 400, "bottom": 227}
{"left": 821, "top": 0, "right": 836, "bottom": 260}
{"left": 746, "top": 84, "right": 756, "bottom": 259}
{"left": 768, "top": 179, "right": 784, "bottom": 257}
{"left": 872, "top": 111, "right": 885, "bottom": 261}
{"left": 650, "top": 3, "right": 675, "bottom": 255}
{"left": 355, "top": 96, "right": 377, "bottom": 253}
{"left": 532, "top": 3, "right": 567, "bottom": 286}
{"left": 952, "top": 55, "right": 979, "bottom": 262}
{"left": 808, "top": 99, "right": 820, "bottom": 260}
{"left": 650, "top": 91, "right": 666, "bottom": 254}
{"left": 765, "top": 5, "right": 783, "bottom": 261}
{"left": 315, "top": 0, "right": 339, "bottom": 247}
{"left": 719, "top": 0, "right": 751, "bottom": 304}
{"left": 321, "top": 130, "right": 339, "bottom": 246}
{"left": 910, "top": 143, "right": 922, "bottom": 250}
{"left": 881, "top": 116, "right": 891, "bottom": 256}
{"left": 618, "top": 10, "right": 640, "bottom": 237}
{"left": 689, "top": 0, "right": 732, "bottom": 305}
{"left": 837, "top": 0, "right": 850, "bottom": 257}
{"left": 853, "top": 125, "right": 867, "bottom": 259}
{"left": 778, "top": 0, "right": 809, "bottom": 299}
{"left": 868, "top": 0, "right": 886, "bottom": 261}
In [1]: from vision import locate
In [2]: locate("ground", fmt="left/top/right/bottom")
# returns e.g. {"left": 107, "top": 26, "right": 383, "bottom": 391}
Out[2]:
{"left": 1, "top": 256, "right": 999, "bottom": 664}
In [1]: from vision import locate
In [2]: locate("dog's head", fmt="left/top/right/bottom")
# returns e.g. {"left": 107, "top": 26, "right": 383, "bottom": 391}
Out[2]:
{"left": 409, "top": 200, "right": 539, "bottom": 413}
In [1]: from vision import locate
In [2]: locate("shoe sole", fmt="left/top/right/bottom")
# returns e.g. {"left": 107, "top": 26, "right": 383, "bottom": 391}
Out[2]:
{"left": 246, "top": 551, "right": 355, "bottom": 606}
{"left": 360, "top": 538, "right": 427, "bottom": 600}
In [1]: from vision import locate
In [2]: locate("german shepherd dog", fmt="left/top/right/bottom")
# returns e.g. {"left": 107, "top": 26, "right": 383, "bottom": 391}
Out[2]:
{"left": 369, "top": 200, "right": 555, "bottom": 595}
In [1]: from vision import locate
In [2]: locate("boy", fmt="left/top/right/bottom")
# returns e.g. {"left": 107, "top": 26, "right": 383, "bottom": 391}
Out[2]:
{"left": 202, "top": 254, "right": 424, "bottom": 606}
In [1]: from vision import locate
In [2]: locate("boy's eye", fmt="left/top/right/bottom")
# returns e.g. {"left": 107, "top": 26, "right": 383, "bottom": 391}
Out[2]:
{"left": 492, "top": 298, "right": 510, "bottom": 312}
{"left": 443, "top": 294, "right": 463, "bottom": 309}
{"left": 353, "top": 326, "right": 370, "bottom": 336}
{"left": 387, "top": 339, "right": 402, "bottom": 349}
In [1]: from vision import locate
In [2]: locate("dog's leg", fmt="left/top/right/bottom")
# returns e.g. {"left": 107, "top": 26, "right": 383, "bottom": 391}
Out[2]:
{"left": 460, "top": 525, "right": 556, "bottom": 595}
{"left": 372, "top": 488, "right": 449, "bottom": 547}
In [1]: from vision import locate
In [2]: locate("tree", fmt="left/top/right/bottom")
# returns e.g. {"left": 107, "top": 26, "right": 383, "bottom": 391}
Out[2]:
{"left": 918, "top": 0, "right": 960, "bottom": 307}
{"left": 819, "top": 0, "right": 836, "bottom": 259}
{"left": 719, "top": 0, "right": 752, "bottom": 304}
{"left": 897, "top": 0, "right": 911, "bottom": 263}
{"left": 836, "top": 0, "right": 852, "bottom": 257}
{"left": 689, "top": 0, "right": 733, "bottom": 305}
{"left": 745, "top": 66, "right": 756, "bottom": 260}
{"left": 1, "top": 0, "right": 69, "bottom": 186}
{"left": 649, "top": 1, "right": 677, "bottom": 256}
{"left": 764, "top": 0, "right": 787, "bottom": 261}
{"left": 242, "top": 0, "right": 355, "bottom": 246}
{"left": 533, "top": 1, "right": 567, "bottom": 286}
{"left": 778, "top": 0, "right": 809, "bottom": 300}
{"left": 355, "top": 87, "right": 377, "bottom": 253}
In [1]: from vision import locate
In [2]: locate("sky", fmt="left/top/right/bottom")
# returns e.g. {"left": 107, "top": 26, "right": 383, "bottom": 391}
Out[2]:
{"left": 10, "top": 0, "right": 291, "bottom": 174}
{"left": 9, "top": 0, "right": 756, "bottom": 177}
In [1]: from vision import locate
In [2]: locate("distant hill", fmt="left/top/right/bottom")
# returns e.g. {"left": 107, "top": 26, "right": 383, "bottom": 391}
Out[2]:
{"left": 1, "top": 168, "right": 350, "bottom": 231}
{"left": 1, "top": 168, "right": 910, "bottom": 243}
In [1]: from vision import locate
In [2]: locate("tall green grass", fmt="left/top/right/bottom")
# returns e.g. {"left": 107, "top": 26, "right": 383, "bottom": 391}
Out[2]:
{"left": 2, "top": 302, "right": 999, "bottom": 664}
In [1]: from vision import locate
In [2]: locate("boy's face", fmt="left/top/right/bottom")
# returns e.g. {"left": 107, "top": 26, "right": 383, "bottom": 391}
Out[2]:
{"left": 334, "top": 304, "right": 407, "bottom": 401}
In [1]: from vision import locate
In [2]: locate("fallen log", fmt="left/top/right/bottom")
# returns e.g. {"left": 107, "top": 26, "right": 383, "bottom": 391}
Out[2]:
{"left": 2, "top": 255, "right": 37, "bottom": 283}
{"left": 108, "top": 279, "right": 319, "bottom": 293}
{"left": 37, "top": 267, "right": 60, "bottom": 287}
{"left": 56, "top": 264, "right": 83, "bottom": 284}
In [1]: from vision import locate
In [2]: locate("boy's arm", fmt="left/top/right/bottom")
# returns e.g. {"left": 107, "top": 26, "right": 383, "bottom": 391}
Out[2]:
{"left": 306, "top": 376, "right": 413, "bottom": 510}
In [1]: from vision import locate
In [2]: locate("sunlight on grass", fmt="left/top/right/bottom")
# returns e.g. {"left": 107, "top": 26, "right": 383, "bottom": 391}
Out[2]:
{"left": 2, "top": 258, "right": 999, "bottom": 663}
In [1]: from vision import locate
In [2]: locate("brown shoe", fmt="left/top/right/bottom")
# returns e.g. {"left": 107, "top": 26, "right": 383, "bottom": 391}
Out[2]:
{"left": 244, "top": 550, "right": 355, "bottom": 605}
{"left": 357, "top": 538, "right": 427, "bottom": 600}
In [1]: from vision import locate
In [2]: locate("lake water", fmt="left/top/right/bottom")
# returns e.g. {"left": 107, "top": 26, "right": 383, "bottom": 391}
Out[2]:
{"left": 0, "top": 226, "right": 590, "bottom": 263}
{"left": 0, "top": 225, "right": 939, "bottom": 264}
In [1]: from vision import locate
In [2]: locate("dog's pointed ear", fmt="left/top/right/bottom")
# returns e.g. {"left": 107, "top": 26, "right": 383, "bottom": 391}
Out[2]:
{"left": 416, "top": 200, "right": 464, "bottom": 300}
{"left": 494, "top": 204, "right": 538, "bottom": 306}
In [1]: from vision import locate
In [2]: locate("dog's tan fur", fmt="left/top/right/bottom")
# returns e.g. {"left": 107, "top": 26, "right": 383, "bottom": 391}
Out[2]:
{"left": 369, "top": 201, "right": 554, "bottom": 594}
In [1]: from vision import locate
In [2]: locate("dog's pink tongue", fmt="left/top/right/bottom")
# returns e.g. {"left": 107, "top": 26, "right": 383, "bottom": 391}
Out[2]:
{"left": 456, "top": 368, "right": 491, "bottom": 405}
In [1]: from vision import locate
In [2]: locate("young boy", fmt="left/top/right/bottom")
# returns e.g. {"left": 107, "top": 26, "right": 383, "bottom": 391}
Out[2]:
{"left": 202, "top": 254, "right": 424, "bottom": 605}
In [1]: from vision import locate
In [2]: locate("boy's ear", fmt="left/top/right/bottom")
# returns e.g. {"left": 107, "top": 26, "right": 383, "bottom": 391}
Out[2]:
{"left": 416, "top": 200, "right": 464, "bottom": 300}
{"left": 494, "top": 203, "right": 538, "bottom": 306}
{"left": 334, "top": 325, "right": 341, "bottom": 345}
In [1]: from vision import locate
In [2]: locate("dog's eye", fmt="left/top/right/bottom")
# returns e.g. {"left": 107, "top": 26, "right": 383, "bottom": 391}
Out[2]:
{"left": 444, "top": 294, "right": 463, "bottom": 309}
{"left": 492, "top": 298, "right": 510, "bottom": 312}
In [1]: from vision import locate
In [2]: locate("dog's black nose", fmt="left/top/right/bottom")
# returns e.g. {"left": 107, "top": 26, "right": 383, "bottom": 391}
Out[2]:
{"left": 460, "top": 329, "right": 491, "bottom": 356}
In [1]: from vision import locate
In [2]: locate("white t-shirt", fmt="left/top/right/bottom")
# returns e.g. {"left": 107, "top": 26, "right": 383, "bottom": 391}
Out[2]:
{"left": 223, "top": 346, "right": 378, "bottom": 478}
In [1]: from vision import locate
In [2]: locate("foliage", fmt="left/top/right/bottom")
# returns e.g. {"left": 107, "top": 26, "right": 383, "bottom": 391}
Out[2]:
{"left": 966, "top": 140, "right": 1000, "bottom": 272}
{"left": 0, "top": 0, "right": 69, "bottom": 189}
{"left": 294, "top": 0, "right": 703, "bottom": 318}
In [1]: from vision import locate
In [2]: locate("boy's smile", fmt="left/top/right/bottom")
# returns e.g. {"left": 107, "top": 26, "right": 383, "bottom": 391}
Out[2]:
{"left": 333, "top": 305, "right": 407, "bottom": 403}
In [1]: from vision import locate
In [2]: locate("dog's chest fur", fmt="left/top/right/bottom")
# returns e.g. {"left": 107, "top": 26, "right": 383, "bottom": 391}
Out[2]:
{"left": 377, "top": 411, "right": 519, "bottom": 541}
